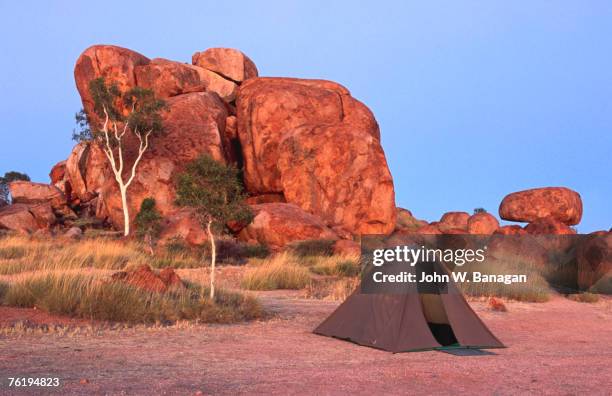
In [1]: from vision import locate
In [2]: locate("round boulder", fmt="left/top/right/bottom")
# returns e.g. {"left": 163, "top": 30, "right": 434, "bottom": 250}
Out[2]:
{"left": 467, "top": 213, "right": 499, "bottom": 235}
{"left": 499, "top": 187, "right": 582, "bottom": 225}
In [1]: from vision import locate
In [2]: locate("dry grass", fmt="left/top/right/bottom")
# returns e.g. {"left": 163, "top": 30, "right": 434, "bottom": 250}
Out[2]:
{"left": 0, "top": 235, "right": 149, "bottom": 275}
{"left": 456, "top": 256, "right": 551, "bottom": 303}
{"left": 0, "top": 235, "right": 262, "bottom": 323}
{"left": 567, "top": 292, "right": 600, "bottom": 303}
{"left": 305, "top": 277, "right": 360, "bottom": 301}
{"left": 241, "top": 253, "right": 311, "bottom": 290}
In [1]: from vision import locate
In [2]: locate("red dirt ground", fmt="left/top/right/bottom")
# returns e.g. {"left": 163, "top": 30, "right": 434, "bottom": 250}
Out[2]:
{"left": 0, "top": 294, "right": 611, "bottom": 395}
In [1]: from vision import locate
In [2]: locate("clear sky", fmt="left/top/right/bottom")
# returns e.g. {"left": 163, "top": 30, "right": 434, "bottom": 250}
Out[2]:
{"left": 0, "top": 1, "right": 610, "bottom": 232}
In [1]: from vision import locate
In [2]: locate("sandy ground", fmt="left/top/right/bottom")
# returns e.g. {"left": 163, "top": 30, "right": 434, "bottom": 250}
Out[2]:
{"left": 0, "top": 294, "right": 611, "bottom": 395}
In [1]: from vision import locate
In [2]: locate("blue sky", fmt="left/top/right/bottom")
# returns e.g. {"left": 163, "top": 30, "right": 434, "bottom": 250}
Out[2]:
{"left": 0, "top": 1, "right": 610, "bottom": 231}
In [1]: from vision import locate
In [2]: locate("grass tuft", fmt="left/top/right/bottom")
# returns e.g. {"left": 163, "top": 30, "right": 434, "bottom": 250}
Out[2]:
{"left": 241, "top": 253, "right": 311, "bottom": 290}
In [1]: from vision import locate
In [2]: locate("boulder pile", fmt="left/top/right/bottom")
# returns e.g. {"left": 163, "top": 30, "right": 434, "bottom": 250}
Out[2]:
{"left": 0, "top": 45, "right": 396, "bottom": 246}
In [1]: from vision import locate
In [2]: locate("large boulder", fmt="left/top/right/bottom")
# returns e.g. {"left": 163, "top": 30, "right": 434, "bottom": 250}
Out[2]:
{"left": 74, "top": 45, "right": 150, "bottom": 119}
{"left": 499, "top": 187, "right": 583, "bottom": 225}
{"left": 192, "top": 48, "right": 258, "bottom": 83}
{"left": 238, "top": 203, "right": 338, "bottom": 249}
{"left": 8, "top": 181, "right": 66, "bottom": 210}
{"left": 237, "top": 77, "right": 395, "bottom": 235}
{"left": 0, "top": 204, "right": 39, "bottom": 233}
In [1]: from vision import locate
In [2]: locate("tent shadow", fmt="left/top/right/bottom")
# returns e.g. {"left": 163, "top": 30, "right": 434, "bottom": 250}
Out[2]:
{"left": 437, "top": 348, "right": 497, "bottom": 356}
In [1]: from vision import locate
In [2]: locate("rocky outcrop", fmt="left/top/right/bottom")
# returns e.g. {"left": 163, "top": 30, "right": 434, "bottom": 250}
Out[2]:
{"left": 237, "top": 77, "right": 395, "bottom": 235}
{"left": 21, "top": 44, "right": 398, "bottom": 245}
{"left": 499, "top": 187, "right": 582, "bottom": 225}
{"left": 192, "top": 48, "right": 258, "bottom": 83}
{"left": 238, "top": 203, "right": 338, "bottom": 249}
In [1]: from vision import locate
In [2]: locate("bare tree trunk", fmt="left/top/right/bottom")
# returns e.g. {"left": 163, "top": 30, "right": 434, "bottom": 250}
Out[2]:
{"left": 206, "top": 220, "right": 216, "bottom": 300}
{"left": 120, "top": 186, "right": 130, "bottom": 236}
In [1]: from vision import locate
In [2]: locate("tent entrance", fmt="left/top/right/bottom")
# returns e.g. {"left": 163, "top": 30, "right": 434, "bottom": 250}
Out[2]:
{"left": 420, "top": 293, "right": 459, "bottom": 347}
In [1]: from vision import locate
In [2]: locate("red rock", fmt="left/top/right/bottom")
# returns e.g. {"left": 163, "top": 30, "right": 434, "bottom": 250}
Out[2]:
{"left": 576, "top": 233, "right": 611, "bottom": 291}
{"left": 395, "top": 208, "right": 427, "bottom": 231}
{"left": 134, "top": 58, "right": 204, "bottom": 98}
{"left": 0, "top": 204, "right": 38, "bottom": 233}
{"left": 28, "top": 202, "right": 56, "bottom": 228}
{"left": 416, "top": 224, "right": 442, "bottom": 235}
{"left": 467, "top": 213, "right": 499, "bottom": 235}
{"left": 499, "top": 187, "right": 582, "bottom": 225}
{"left": 112, "top": 265, "right": 185, "bottom": 293}
{"left": 237, "top": 77, "right": 395, "bottom": 235}
{"left": 49, "top": 161, "right": 66, "bottom": 185}
{"left": 111, "top": 265, "right": 167, "bottom": 293}
{"left": 192, "top": 48, "right": 258, "bottom": 83}
{"left": 443, "top": 228, "right": 468, "bottom": 235}
{"left": 488, "top": 297, "right": 507, "bottom": 312}
{"left": 439, "top": 212, "right": 470, "bottom": 230}
{"left": 333, "top": 239, "right": 361, "bottom": 256}
{"left": 158, "top": 268, "right": 185, "bottom": 290}
{"left": 8, "top": 181, "right": 66, "bottom": 210}
{"left": 190, "top": 65, "right": 238, "bottom": 102}
{"left": 494, "top": 225, "right": 527, "bottom": 235}
{"left": 74, "top": 45, "right": 150, "bottom": 120}
{"left": 524, "top": 217, "right": 576, "bottom": 235}
{"left": 158, "top": 209, "right": 208, "bottom": 246}
{"left": 238, "top": 203, "right": 338, "bottom": 249}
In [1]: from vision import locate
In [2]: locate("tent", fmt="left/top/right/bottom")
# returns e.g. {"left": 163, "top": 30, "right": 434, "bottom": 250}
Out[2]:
{"left": 314, "top": 262, "right": 504, "bottom": 353}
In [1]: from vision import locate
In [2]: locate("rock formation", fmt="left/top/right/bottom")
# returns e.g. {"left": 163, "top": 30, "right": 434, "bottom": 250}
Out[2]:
{"left": 53, "top": 45, "right": 396, "bottom": 242}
